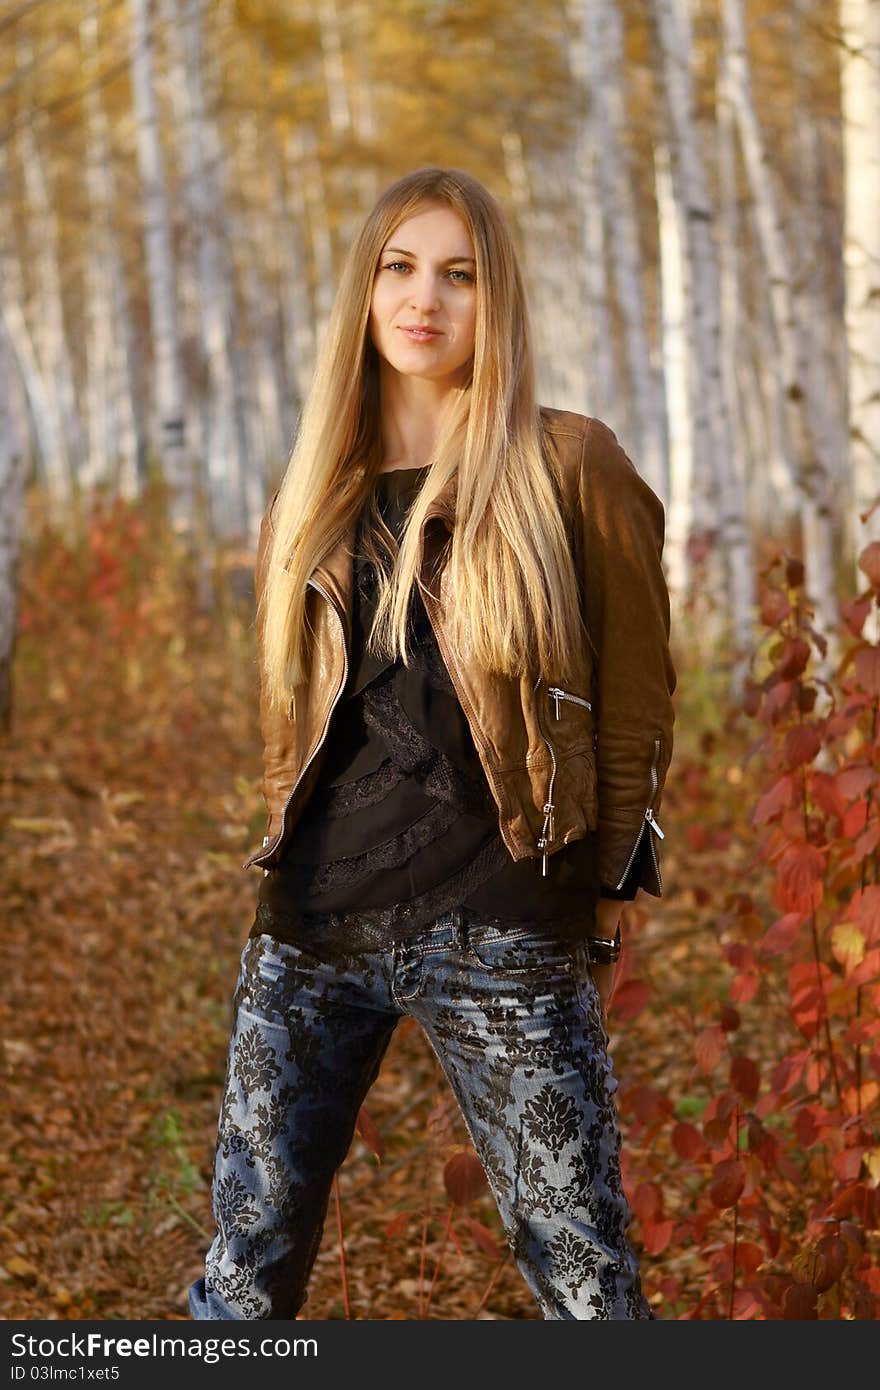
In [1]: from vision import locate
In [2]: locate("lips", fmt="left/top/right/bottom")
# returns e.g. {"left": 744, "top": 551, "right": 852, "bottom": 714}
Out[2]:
{"left": 400, "top": 326, "right": 442, "bottom": 339}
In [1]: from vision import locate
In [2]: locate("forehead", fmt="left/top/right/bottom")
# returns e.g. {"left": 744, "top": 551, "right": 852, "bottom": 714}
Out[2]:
{"left": 383, "top": 204, "right": 473, "bottom": 251}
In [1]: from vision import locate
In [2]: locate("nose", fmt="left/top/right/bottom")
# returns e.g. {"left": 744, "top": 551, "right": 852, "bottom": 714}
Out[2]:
{"left": 409, "top": 274, "right": 442, "bottom": 312}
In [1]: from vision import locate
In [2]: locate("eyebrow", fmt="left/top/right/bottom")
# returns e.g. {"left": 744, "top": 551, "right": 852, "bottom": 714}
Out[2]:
{"left": 383, "top": 247, "right": 476, "bottom": 265}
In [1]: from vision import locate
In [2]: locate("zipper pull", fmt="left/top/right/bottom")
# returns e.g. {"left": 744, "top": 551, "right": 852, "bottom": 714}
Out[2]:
{"left": 552, "top": 690, "right": 561, "bottom": 719}
{"left": 645, "top": 808, "right": 665, "bottom": 839}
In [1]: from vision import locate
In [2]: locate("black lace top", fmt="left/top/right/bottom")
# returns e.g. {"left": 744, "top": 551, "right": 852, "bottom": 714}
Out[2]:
{"left": 252, "top": 466, "right": 643, "bottom": 959}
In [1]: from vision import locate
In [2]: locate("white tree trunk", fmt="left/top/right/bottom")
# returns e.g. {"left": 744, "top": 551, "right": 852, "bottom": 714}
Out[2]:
{"left": 128, "top": 0, "right": 195, "bottom": 531}
{"left": 654, "top": 139, "right": 691, "bottom": 608}
{"left": 722, "top": 0, "right": 839, "bottom": 658}
{"left": 652, "top": 0, "right": 755, "bottom": 687}
{"left": 840, "top": 0, "right": 880, "bottom": 623}
{"left": 81, "top": 7, "right": 141, "bottom": 498}
{"left": 16, "top": 36, "right": 84, "bottom": 494}
{"left": 647, "top": 0, "right": 750, "bottom": 672}
{"left": 502, "top": 130, "right": 585, "bottom": 411}
{"left": 0, "top": 141, "right": 69, "bottom": 515}
{"left": 160, "top": 0, "right": 253, "bottom": 538}
{"left": 566, "top": 4, "right": 622, "bottom": 420}
{"left": 578, "top": 0, "right": 667, "bottom": 495}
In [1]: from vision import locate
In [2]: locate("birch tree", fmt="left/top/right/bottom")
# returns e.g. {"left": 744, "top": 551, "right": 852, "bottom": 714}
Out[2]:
{"left": 654, "top": 139, "right": 692, "bottom": 608}
{"left": 0, "top": 140, "right": 68, "bottom": 514}
{"left": 651, "top": 0, "right": 755, "bottom": 688}
{"left": 721, "top": 0, "right": 840, "bottom": 661}
{"left": 80, "top": 6, "right": 141, "bottom": 498}
{"left": 16, "top": 36, "right": 84, "bottom": 499}
{"left": 128, "top": 0, "right": 195, "bottom": 532}
{"left": 840, "top": 0, "right": 880, "bottom": 628}
{"left": 577, "top": 0, "right": 667, "bottom": 496}
{"left": 566, "top": 6, "right": 622, "bottom": 423}
{"left": 158, "top": 0, "right": 254, "bottom": 538}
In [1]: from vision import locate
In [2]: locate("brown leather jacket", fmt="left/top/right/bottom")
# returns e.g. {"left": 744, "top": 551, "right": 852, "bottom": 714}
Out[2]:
{"left": 242, "top": 407, "right": 676, "bottom": 899}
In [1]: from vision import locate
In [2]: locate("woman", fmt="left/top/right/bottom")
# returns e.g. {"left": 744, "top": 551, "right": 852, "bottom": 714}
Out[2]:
{"left": 188, "top": 166, "right": 675, "bottom": 1321}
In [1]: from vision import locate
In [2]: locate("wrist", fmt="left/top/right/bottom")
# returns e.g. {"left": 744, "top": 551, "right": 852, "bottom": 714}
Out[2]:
{"left": 585, "top": 925, "right": 621, "bottom": 966}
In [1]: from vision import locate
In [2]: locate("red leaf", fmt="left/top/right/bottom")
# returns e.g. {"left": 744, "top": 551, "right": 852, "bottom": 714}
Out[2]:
{"left": 752, "top": 775, "right": 795, "bottom": 826}
{"left": 772, "top": 1050, "right": 806, "bottom": 1095}
{"left": 730, "top": 1054, "right": 760, "bottom": 1102}
{"left": 736, "top": 1241, "right": 765, "bottom": 1276}
{"left": 837, "top": 764, "right": 876, "bottom": 801}
{"left": 848, "top": 948, "right": 880, "bottom": 988}
{"left": 640, "top": 1218, "right": 675, "bottom": 1256}
{"left": 795, "top": 1107, "right": 820, "bottom": 1147}
{"left": 703, "top": 1090, "right": 738, "bottom": 1145}
{"left": 355, "top": 1104, "right": 383, "bottom": 1162}
{"left": 855, "top": 885, "right": 880, "bottom": 947}
{"left": 858, "top": 540, "right": 880, "bottom": 588}
{"left": 672, "top": 1121, "right": 706, "bottom": 1161}
{"left": 777, "top": 637, "right": 810, "bottom": 680}
{"left": 709, "top": 1158, "right": 746, "bottom": 1209}
{"left": 783, "top": 724, "right": 822, "bottom": 769}
{"left": 747, "top": 1115, "right": 780, "bottom": 1170}
{"left": 631, "top": 1182, "right": 664, "bottom": 1224}
{"left": 443, "top": 1150, "right": 488, "bottom": 1206}
{"left": 810, "top": 771, "right": 847, "bottom": 820}
{"left": 783, "top": 1282, "right": 818, "bottom": 1319}
{"left": 695, "top": 1026, "right": 725, "bottom": 1075}
{"left": 778, "top": 841, "right": 826, "bottom": 913}
{"left": 841, "top": 592, "right": 874, "bottom": 637}
{"left": 813, "top": 1236, "right": 847, "bottom": 1292}
{"left": 729, "top": 971, "right": 759, "bottom": 1004}
{"left": 611, "top": 978, "right": 651, "bottom": 1021}
{"left": 841, "top": 798, "right": 869, "bottom": 840}
{"left": 720, "top": 1005, "right": 741, "bottom": 1032}
{"left": 854, "top": 647, "right": 880, "bottom": 696}
{"left": 761, "top": 912, "right": 804, "bottom": 957}
{"left": 627, "top": 1084, "right": 666, "bottom": 1125}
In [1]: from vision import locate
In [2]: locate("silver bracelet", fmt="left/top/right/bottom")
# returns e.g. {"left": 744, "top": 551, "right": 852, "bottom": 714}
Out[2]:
{"left": 585, "top": 926, "right": 621, "bottom": 965}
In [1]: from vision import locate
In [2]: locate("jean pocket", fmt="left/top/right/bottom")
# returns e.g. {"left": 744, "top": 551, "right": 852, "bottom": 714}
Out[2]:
{"left": 467, "top": 923, "right": 575, "bottom": 976}
{"left": 570, "top": 941, "right": 610, "bottom": 1042}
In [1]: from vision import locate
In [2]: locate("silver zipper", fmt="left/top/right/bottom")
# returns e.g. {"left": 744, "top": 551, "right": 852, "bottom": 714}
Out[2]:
{"left": 534, "top": 675, "right": 558, "bottom": 878}
{"left": 614, "top": 736, "right": 664, "bottom": 891}
{"left": 547, "top": 686, "right": 592, "bottom": 720}
{"left": 243, "top": 576, "right": 349, "bottom": 870}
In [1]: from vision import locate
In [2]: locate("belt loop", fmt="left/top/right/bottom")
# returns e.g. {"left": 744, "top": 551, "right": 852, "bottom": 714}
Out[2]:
{"left": 453, "top": 907, "right": 467, "bottom": 949}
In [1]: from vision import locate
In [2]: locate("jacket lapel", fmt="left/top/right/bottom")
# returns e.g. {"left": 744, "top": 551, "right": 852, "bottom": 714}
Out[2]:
{"left": 309, "top": 470, "right": 458, "bottom": 634}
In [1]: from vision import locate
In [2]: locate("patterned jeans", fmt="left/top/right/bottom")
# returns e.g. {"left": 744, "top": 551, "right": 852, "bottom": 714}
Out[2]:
{"left": 187, "top": 908, "right": 650, "bottom": 1320}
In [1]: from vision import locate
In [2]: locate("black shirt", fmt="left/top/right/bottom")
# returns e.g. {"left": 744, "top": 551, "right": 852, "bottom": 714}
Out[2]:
{"left": 253, "top": 467, "right": 641, "bottom": 957}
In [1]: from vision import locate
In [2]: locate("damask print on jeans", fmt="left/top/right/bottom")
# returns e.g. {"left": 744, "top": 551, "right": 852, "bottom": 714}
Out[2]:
{"left": 188, "top": 909, "right": 651, "bottom": 1321}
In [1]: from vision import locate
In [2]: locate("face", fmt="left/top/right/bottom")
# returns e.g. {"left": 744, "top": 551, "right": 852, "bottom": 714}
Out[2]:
{"left": 369, "top": 203, "right": 477, "bottom": 386}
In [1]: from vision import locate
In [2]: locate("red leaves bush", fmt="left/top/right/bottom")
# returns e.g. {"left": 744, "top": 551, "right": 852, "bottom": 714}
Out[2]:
{"left": 618, "top": 541, "right": 880, "bottom": 1319}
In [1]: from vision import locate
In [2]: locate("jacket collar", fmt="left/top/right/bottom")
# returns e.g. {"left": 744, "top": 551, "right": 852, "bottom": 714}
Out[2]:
{"left": 309, "top": 469, "right": 457, "bottom": 622}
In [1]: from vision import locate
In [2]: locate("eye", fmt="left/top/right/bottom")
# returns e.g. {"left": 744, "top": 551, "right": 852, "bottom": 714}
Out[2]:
{"left": 381, "top": 261, "right": 474, "bottom": 283}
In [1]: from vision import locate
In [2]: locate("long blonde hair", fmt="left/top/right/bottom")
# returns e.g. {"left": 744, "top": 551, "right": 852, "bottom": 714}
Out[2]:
{"left": 259, "top": 165, "right": 585, "bottom": 714}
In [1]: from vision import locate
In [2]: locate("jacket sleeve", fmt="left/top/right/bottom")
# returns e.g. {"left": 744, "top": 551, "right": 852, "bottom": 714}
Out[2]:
{"left": 578, "top": 418, "right": 676, "bottom": 898}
